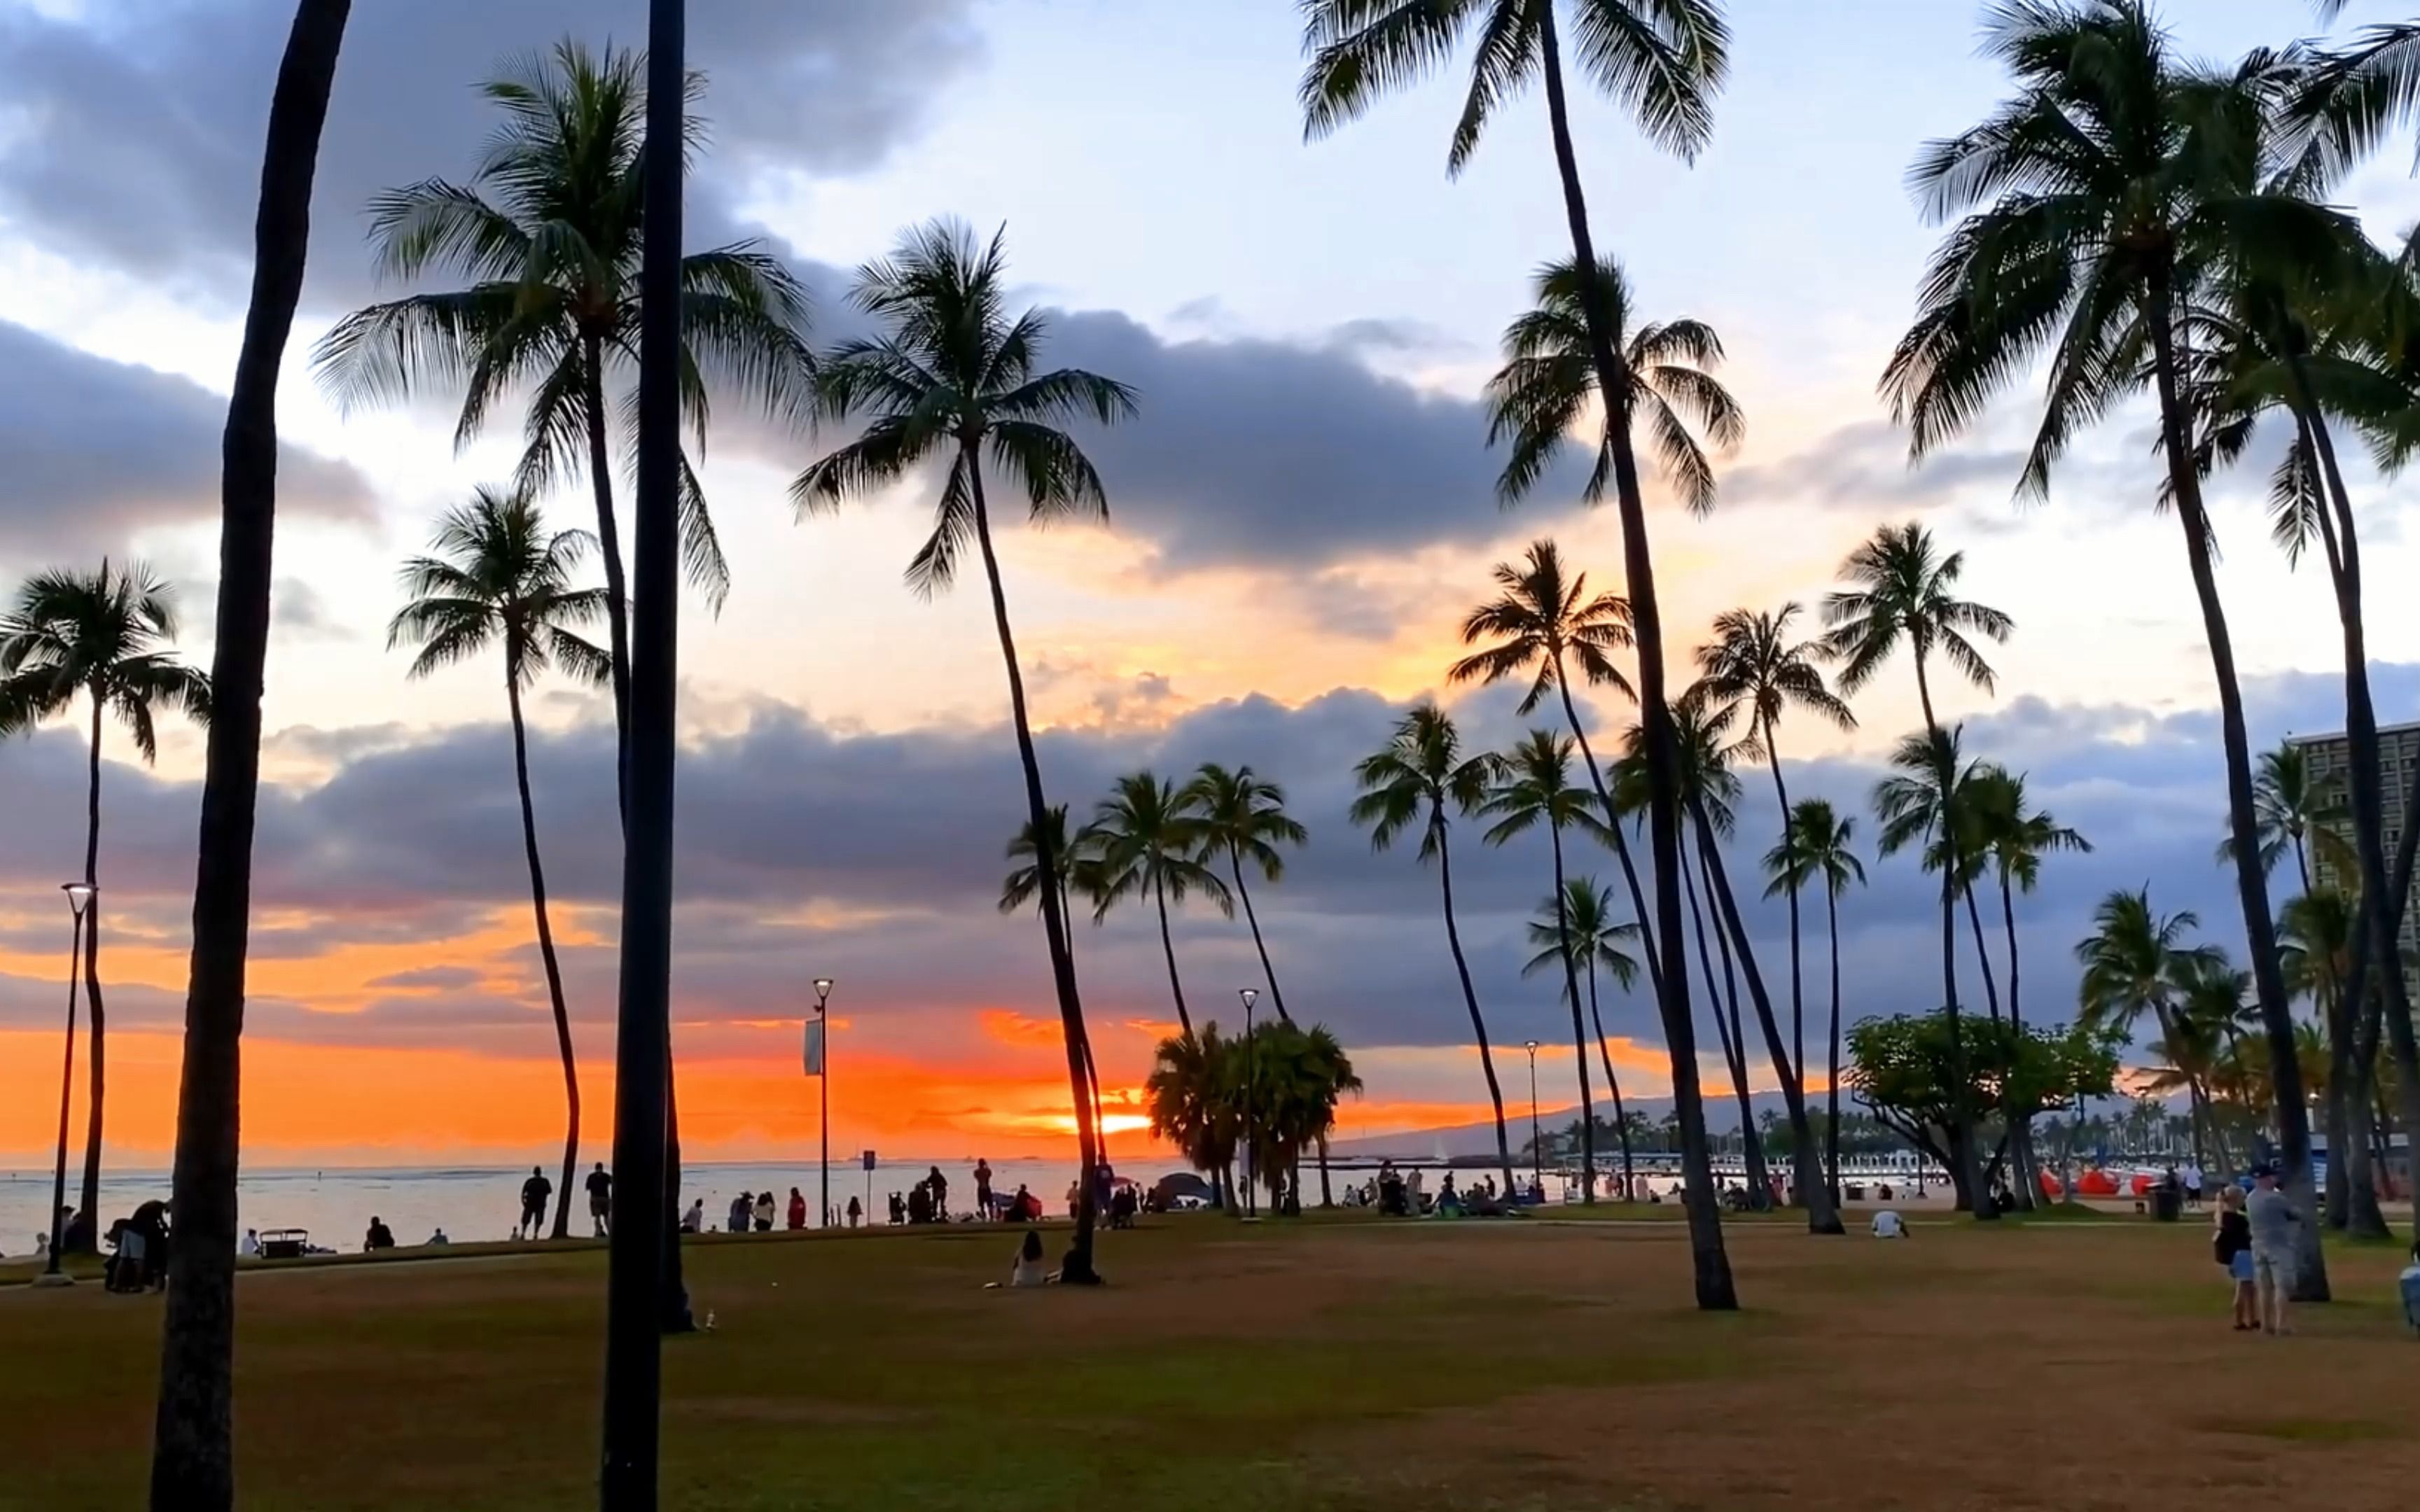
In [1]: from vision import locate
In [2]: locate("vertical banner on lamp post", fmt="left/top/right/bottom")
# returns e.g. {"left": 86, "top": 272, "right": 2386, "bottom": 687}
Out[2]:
{"left": 802, "top": 1017, "right": 826, "bottom": 1077}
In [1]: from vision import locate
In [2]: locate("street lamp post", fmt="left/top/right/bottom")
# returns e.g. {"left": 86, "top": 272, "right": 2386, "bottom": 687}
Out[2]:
{"left": 812, "top": 978, "right": 834, "bottom": 1228}
{"left": 1239, "top": 988, "right": 1258, "bottom": 1219}
{"left": 1522, "top": 1039, "right": 1542, "bottom": 1197}
{"left": 41, "top": 883, "right": 95, "bottom": 1285}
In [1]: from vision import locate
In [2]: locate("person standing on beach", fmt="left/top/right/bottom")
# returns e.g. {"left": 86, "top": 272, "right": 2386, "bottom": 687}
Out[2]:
{"left": 786, "top": 1187, "right": 807, "bottom": 1230}
{"left": 585, "top": 1162, "right": 613, "bottom": 1238}
{"left": 518, "top": 1166, "right": 552, "bottom": 1240}
{"left": 728, "top": 1192, "right": 752, "bottom": 1233}
{"left": 753, "top": 1191, "right": 776, "bottom": 1232}
{"left": 2213, "top": 1185, "right": 2255, "bottom": 1331}
{"left": 2246, "top": 1165, "right": 2302, "bottom": 1336}
{"left": 846, "top": 1195, "right": 863, "bottom": 1228}
{"left": 929, "top": 1166, "right": 950, "bottom": 1221}
{"left": 974, "top": 1158, "right": 994, "bottom": 1220}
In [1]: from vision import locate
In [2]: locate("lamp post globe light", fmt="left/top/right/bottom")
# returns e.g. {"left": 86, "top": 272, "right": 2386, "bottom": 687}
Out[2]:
{"left": 813, "top": 978, "right": 835, "bottom": 1227}
{"left": 1522, "top": 1040, "right": 1542, "bottom": 1195}
{"left": 40, "top": 883, "right": 96, "bottom": 1286}
{"left": 1239, "top": 988, "right": 1258, "bottom": 1219}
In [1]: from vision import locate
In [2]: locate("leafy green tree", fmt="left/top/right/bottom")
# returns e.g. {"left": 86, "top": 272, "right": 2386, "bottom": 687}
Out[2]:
{"left": 1088, "top": 772, "right": 1232, "bottom": 1042}
{"left": 1522, "top": 876, "right": 1640, "bottom": 1196}
{"left": 0, "top": 561, "right": 210, "bottom": 1247}
{"left": 1967, "top": 768, "right": 2090, "bottom": 1032}
{"left": 2225, "top": 740, "right": 2347, "bottom": 890}
{"left": 316, "top": 40, "right": 813, "bottom": 753}
{"left": 1146, "top": 1022, "right": 1243, "bottom": 1208}
{"left": 1823, "top": 520, "right": 2010, "bottom": 1218}
{"left": 1765, "top": 797, "right": 1864, "bottom": 1198}
{"left": 1697, "top": 602, "right": 1854, "bottom": 1088}
{"left": 1482, "top": 730, "right": 1608, "bottom": 1202}
{"left": 1879, "top": 0, "right": 2329, "bottom": 1277}
{"left": 799, "top": 220, "right": 1134, "bottom": 1283}
{"left": 2278, "top": 886, "right": 2387, "bottom": 1236}
{"left": 388, "top": 489, "right": 609, "bottom": 1238}
{"left": 1873, "top": 727, "right": 2003, "bottom": 1021}
{"left": 1183, "top": 763, "right": 1309, "bottom": 1021}
{"left": 2074, "top": 888, "right": 2225, "bottom": 1170}
{"left": 1352, "top": 704, "right": 1515, "bottom": 1196}
{"left": 1299, "top": 0, "right": 1738, "bottom": 1311}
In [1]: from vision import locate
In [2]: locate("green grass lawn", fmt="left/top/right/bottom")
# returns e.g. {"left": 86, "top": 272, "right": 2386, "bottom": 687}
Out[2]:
{"left": 3, "top": 1212, "right": 2415, "bottom": 1511}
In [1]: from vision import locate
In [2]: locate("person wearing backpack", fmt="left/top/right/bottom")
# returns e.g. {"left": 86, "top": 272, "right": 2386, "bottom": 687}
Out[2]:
{"left": 2213, "top": 1184, "right": 2255, "bottom": 1332}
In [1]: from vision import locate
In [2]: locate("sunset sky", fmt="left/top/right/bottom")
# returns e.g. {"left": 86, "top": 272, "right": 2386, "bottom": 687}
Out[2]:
{"left": 3, "top": 0, "right": 2416, "bottom": 1168}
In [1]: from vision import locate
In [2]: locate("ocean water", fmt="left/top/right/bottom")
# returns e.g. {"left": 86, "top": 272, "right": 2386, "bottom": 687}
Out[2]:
{"left": 0, "top": 1156, "right": 1117, "bottom": 1257}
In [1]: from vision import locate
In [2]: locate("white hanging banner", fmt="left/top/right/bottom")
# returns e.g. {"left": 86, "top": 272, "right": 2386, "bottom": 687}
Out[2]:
{"left": 802, "top": 1018, "right": 826, "bottom": 1077}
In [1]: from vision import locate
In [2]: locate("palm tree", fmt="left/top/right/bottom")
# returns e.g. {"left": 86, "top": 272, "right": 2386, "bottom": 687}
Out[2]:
{"left": 1089, "top": 771, "right": 1232, "bottom": 1040}
{"left": 0, "top": 561, "right": 210, "bottom": 1248}
{"left": 1482, "top": 731, "right": 1607, "bottom": 1203}
{"left": 1146, "top": 1023, "right": 1242, "bottom": 1208}
{"left": 2229, "top": 740, "right": 2346, "bottom": 890}
{"left": 1765, "top": 798, "right": 1864, "bottom": 1198}
{"left": 314, "top": 39, "right": 814, "bottom": 757}
{"left": 1523, "top": 877, "right": 1641, "bottom": 1199}
{"left": 148, "top": 3, "right": 349, "bottom": 1500}
{"left": 1449, "top": 542, "right": 1652, "bottom": 946}
{"left": 1182, "top": 763, "right": 1309, "bottom": 1022}
{"left": 387, "top": 489, "right": 608, "bottom": 1240}
{"left": 1823, "top": 521, "right": 2010, "bottom": 1218}
{"left": 1484, "top": 255, "right": 1745, "bottom": 512}
{"left": 1351, "top": 704, "right": 1517, "bottom": 1198}
{"left": 797, "top": 219, "right": 1134, "bottom": 1283}
{"left": 1696, "top": 603, "right": 1854, "bottom": 1085}
{"left": 1967, "top": 769, "right": 2091, "bottom": 1032}
{"left": 1000, "top": 806, "right": 1105, "bottom": 939}
{"left": 2075, "top": 888, "right": 2227, "bottom": 1170}
{"left": 1299, "top": 0, "right": 1737, "bottom": 1310}
{"left": 1880, "top": 0, "right": 2324, "bottom": 1272}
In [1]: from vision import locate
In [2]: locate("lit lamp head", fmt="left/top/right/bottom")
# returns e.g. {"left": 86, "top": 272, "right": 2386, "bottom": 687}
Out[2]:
{"left": 1524, "top": 1039, "right": 1540, "bottom": 1054}
{"left": 62, "top": 882, "right": 95, "bottom": 920}
{"left": 812, "top": 976, "right": 835, "bottom": 1011}
{"left": 1238, "top": 987, "right": 1258, "bottom": 1012}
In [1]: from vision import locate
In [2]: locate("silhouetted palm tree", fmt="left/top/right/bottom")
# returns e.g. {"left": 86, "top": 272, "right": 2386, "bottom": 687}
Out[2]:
{"left": 1823, "top": 521, "right": 2009, "bottom": 1218}
{"left": 316, "top": 39, "right": 814, "bottom": 753}
{"left": 388, "top": 489, "right": 609, "bottom": 1239}
{"left": 1300, "top": 0, "right": 1738, "bottom": 1309}
{"left": 1765, "top": 798, "right": 1863, "bottom": 1197}
{"left": 0, "top": 561, "right": 210, "bottom": 1248}
{"left": 1183, "top": 763, "right": 1309, "bottom": 1022}
{"left": 1484, "top": 730, "right": 1608, "bottom": 1201}
{"left": 1522, "top": 876, "right": 1640, "bottom": 1198}
{"left": 1352, "top": 704, "right": 1515, "bottom": 1197}
{"left": 147, "top": 4, "right": 351, "bottom": 1499}
{"left": 798, "top": 219, "right": 1134, "bottom": 1282}
{"left": 1088, "top": 772, "right": 1231, "bottom": 1040}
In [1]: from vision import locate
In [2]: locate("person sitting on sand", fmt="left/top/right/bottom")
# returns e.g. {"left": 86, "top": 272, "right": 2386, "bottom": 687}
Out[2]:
{"left": 240, "top": 1228, "right": 261, "bottom": 1259}
{"left": 426, "top": 1228, "right": 450, "bottom": 1246}
{"left": 681, "top": 1198, "right": 704, "bottom": 1234}
{"left": 364, "top": 1216, "right": 396, "bottom": 1252}
{"left": 1870, "top": 1209, "right": 1907, "bottom": 1239}
{"left": 2213, "top": 1184, "right": 2255, "bottom": 1330}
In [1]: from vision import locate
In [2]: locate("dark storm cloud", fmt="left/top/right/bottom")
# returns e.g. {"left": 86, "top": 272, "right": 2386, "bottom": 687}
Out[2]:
{"left": 0, "top": 0, "right": 980, "bottom": 304}
{"left": 6, "top": 661, "right": 2394, "bottom": 1060}
{"left": 0, "top": 321, "right": 372, "bottom": 559}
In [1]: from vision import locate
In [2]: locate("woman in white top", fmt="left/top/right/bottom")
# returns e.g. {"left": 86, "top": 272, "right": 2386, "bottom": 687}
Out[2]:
{"left": 1010, "top": 1228, "right": 1050, "bottom": 1287}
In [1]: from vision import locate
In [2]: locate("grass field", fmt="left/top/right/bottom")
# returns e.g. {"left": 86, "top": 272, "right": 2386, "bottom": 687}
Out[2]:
{"left": 2, "top": 1210, "right": 2414, "bottom": 1511}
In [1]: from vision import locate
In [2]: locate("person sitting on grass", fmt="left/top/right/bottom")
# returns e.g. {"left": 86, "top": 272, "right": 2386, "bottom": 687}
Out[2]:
{"left": 1013, "top": 1228, "right": 1049, "bottom": 1287}
{"left": 364, "top": 1216, "right": 396, "bottom": 1252}
{"left": 1870, "top": 1209, "right": 1907, "bottom": 1239}
{"left": 2213, "top": 1185, "right": 2255, "bottom": 1331}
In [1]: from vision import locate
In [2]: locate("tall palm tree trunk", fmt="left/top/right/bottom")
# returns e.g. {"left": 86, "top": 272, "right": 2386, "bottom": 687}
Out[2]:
{"left": 1152, "top": 875, "right": 1194, "bottom": 1040}
{"left": 1681, "top": 836, "right": 1762, "bottom": 1202}
{"left": 1962, "top": 883, "right": 2001, "bottom": 1022}
{"left": 1584, "top": 958, "right": 1635, "bottom": 1200}
{"left": 1548, "top": 825, "right": 1596, "bottom": 1203}
{"left": 1997, "top": 875, "right": 2041, "bottom": 1209}
{"left": 1826, "top": 884, "right": 1844, "bottom": 1203}
{"left": 1228, "top": 853, "right": 1291, "bottom": 1023}
{"left": 1693, "top": 796, "right": 1844, "bottom": 1233}
{"left": 1436, "top": 820, "right": 1517, "bottom": 1198}
{"left": 149, "top": 6, "right": 349, "bottom": 1505}
{"left": 507, "top": 670, "right": 579, "bottom": 1240}
{"left": 75, "top": 697, "right": 106, "bottom": 1251}
{"left": 964, "top": 456, "right": 1100, "bottom": 1280}
{"left": 2143, "top": 277, "right": 2321, "bottom": 1294}
{"left": 1534, "top": 0, "right": 1732, "bottom": 1310}
{"left": 1909, "top": 655, "right": 1994, "bottom": 1219}
{"left": 582, "top": 333, "right": 634, "bottom": 778}
{"left": 2297, "top": 389, "right": 2420, "bottom": 1245}
{"left": 1760, "top": 721, "right": 1806, "bottom": 1088}
{"left": 1557, "top": 677, "right": 1664, "bottom": 989}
